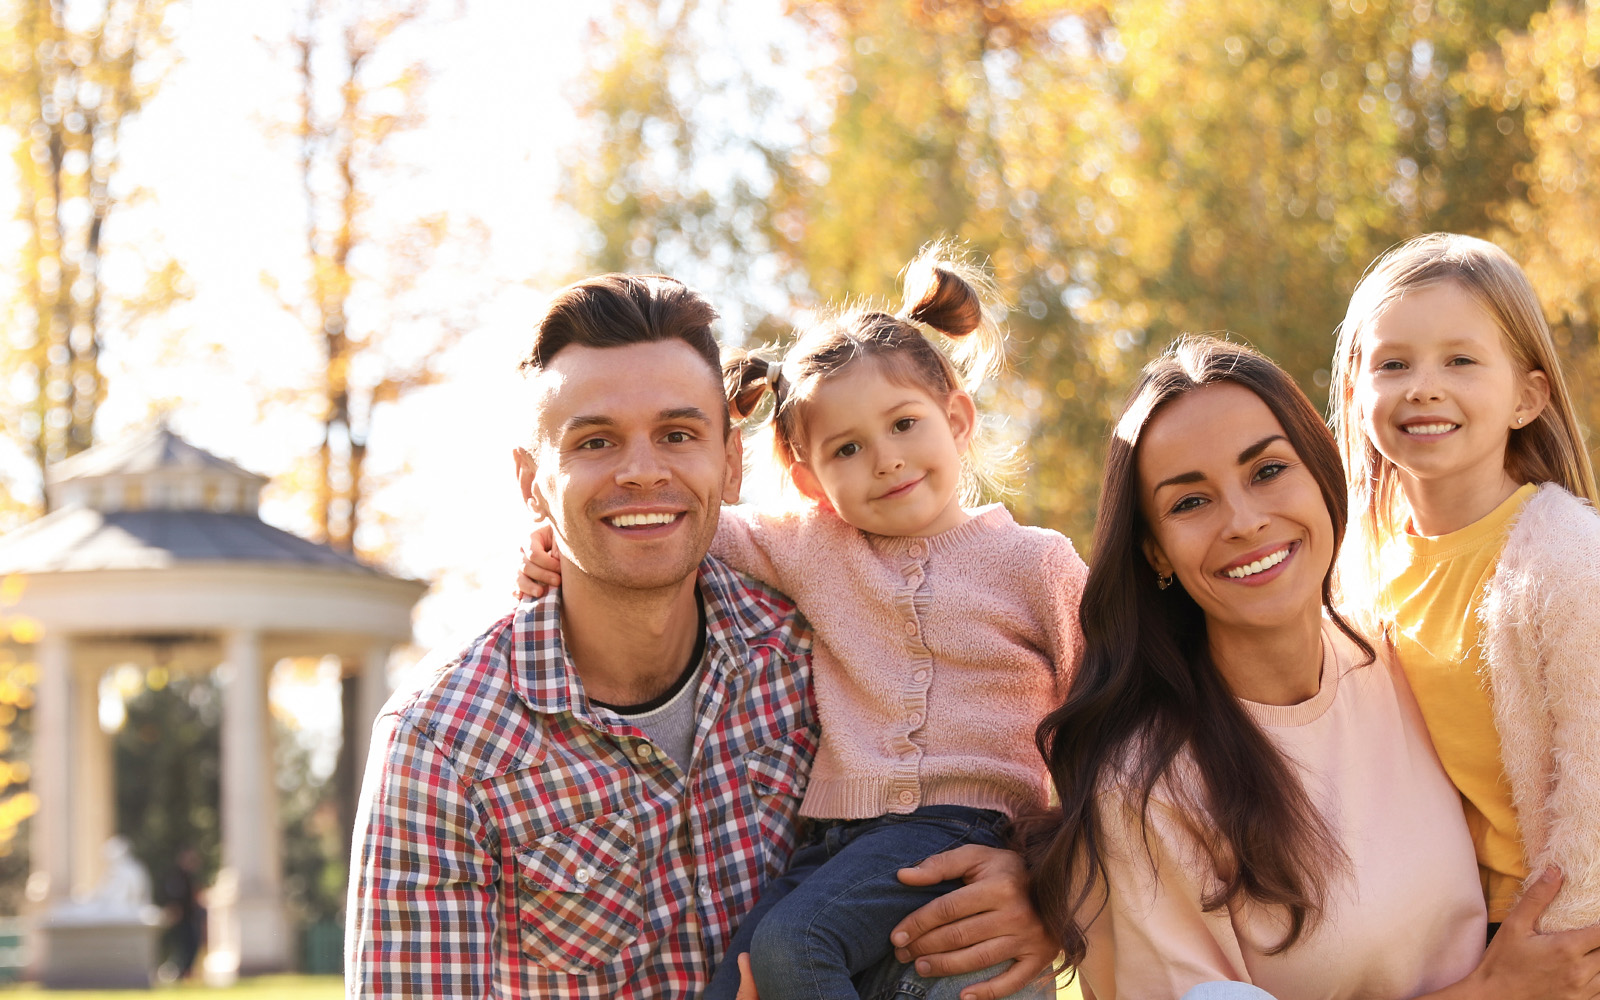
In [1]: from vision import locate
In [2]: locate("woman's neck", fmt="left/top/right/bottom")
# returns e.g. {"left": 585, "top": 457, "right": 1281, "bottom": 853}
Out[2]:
{"left": 1207, "top": 606, "right": 1326, "bottom": 707}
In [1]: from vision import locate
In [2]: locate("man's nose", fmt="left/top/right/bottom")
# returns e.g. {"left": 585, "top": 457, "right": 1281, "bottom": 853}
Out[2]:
{"left": 615, "top": 440, "right": 671, "bottom": 488}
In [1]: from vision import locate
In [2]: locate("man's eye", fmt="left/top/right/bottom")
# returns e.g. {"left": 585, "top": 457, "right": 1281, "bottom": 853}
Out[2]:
{"left": 576, "top": 438, "right": 610, "bottom": 450}
{"left": 664, "top": 430, "right": 693, "bottom": 443}
{"left": 893, "top": 417, "right": 917, "bottom": 433}
{"left": 835, "top": 442, "right": 860, "bottom": 458}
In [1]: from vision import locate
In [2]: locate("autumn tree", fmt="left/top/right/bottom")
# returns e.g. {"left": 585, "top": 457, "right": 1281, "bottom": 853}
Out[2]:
{"left": 0, "top": 0, "right": 184, "bottom": 513}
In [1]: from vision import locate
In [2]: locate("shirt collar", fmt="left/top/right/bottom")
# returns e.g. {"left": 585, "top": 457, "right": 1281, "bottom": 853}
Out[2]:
{"left": 508, "top": 555, "right": 765, "bottom": 720}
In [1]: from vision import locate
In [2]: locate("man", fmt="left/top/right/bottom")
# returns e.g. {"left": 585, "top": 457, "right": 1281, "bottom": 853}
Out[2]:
{"left": 346, "top": 274, "right": 1054, "bottom": 998}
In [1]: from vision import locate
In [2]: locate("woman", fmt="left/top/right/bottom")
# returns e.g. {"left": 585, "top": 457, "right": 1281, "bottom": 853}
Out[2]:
{"left": 1026, "top": 335, "right": 1600, "bottom": 999}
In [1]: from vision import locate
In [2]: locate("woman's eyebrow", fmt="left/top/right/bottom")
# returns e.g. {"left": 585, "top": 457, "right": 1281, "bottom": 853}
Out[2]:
{"left": 1238, "top": 434, "right": 1286, "bottom": 464}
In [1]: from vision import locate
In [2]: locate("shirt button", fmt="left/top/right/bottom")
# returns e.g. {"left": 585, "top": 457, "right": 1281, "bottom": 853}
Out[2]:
{"left": 575, "top": 867, "right": 591, "bottom": 883}
{"left": 903, "top": 620, "right": 918, "bottom": 635}
{"left": 898, "top": 790, "right": 915, "bottom": 805}
{"left": 635, "top": 743, "right": 656, "bottom": 762}
{"left": 698, "top": 882, "right": 712, "bottom": 901}
{"left": 912, "top": 669, "right": 929, "bottom": 683}
{"left": 908, "top": 712, "right": 923, "bottom": 727}
{"left": 909, "top": 543, "right": 924, "bottom": 557}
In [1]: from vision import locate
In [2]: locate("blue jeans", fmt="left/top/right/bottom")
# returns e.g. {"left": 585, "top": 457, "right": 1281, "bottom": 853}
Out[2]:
{"left": 1180, "top": 984, "right": 1278, "bottom": 1000}
{"left": 703, "top": 805, "right": 1019, "bottom": 1000}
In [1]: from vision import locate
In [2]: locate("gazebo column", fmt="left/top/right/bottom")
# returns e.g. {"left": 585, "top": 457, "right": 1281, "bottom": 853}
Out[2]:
{"left": 352, "top": 642, "right": 393, "bottom": 778}
{"left": 69, "top": 663, "right": 113, "bottom": 896}
{"left": 29, "top": 631, "right": 73, "bottom": 908}
{"left": 208, "top": 628, "right": 288, "bottom": 980}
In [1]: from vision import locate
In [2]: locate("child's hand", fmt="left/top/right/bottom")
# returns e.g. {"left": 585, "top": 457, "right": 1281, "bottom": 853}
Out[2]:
{"left": 735, "top": 953, "right": 760, "bottom": 1000}
{"left": 514, "top": 522, "right": 563, "bottom": 599}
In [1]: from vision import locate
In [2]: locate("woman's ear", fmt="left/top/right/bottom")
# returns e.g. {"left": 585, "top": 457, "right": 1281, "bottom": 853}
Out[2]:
{"left": 1141, "top": 535, "right": 1173, "bottom": 579}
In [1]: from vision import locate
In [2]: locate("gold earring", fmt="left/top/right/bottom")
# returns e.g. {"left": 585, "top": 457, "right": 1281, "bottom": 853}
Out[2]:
{"left": 1156, "top": 571, "right": 1174, "bottom": 591}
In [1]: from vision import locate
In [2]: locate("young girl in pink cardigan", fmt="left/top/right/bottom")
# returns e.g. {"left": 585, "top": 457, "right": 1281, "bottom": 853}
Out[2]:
{"left": 1329, "top": 233, "right": 1600, "bottom": 937}
{"left": 520, "top": 244, "right": 1086, "bottom": 1000}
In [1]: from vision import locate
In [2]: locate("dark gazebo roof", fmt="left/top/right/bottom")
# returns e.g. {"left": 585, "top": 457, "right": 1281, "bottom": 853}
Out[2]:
{"left": 0, "top": 426, "right": 386, "bottom": 577}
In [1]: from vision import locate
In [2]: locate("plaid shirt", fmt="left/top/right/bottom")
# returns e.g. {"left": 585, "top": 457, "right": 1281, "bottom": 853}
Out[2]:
{"left": 346, "top": 557, "right": 817, "bottom": 998}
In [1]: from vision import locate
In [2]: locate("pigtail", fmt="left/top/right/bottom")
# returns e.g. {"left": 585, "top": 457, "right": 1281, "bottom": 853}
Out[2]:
{"left": 898, "top": 240, "right": 1008, "bottom": 394}
{"left": 724, "top": 351, "right": 781, "bottom": 422}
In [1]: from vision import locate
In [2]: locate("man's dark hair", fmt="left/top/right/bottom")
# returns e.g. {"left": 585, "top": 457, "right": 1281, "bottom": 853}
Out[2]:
{"left": 520, "top": 274, "right": 723, "bottom": 396}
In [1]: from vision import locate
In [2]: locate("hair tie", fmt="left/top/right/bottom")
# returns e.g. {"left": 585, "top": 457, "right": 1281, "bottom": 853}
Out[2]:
{"left": 766, "top": 360, "right": 783, "bottom": 387}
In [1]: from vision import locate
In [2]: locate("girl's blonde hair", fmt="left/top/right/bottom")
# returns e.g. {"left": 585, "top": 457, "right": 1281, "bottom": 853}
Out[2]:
{"left": 724, "top": 240, "right": 1015, "bottom": 505}
{"left": 1329, "top": 232, "right": 1597, "bottom": 608}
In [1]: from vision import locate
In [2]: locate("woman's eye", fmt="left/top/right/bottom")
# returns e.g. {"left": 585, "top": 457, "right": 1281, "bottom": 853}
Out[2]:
{"left": 1170, "top": 495, "right": 1205, "bottom": 514}
{"left": 835, "top": 442, "right": 860, "bottom": 458}
{"left": 893, "top": 417, "right": 917, "bottom": 433}
{"left": 1255, "top": 461, "right": 1288, "bottom": 482}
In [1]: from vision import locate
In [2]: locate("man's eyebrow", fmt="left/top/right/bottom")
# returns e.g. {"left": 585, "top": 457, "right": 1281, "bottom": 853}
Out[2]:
{"left": 561, "top": 407, "right": 714, "bottom": 433}
{"left": 1238, "top": 434, "right": 1287, "bottom": 464}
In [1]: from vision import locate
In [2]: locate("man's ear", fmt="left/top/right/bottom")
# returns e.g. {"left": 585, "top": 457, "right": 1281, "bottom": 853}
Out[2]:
{"left": 945, "top": 389, "right": 978, "bottom": 451}
{"left": 722, "top": 426, "right": 744, "bottom": 505}
{"left": 513, "top": 446, "right": 548, "bottom": 517}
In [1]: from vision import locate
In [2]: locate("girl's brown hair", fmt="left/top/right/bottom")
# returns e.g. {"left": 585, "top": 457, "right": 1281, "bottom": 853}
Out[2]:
{"left": 723, "top": 241, "right": 1012, "bottom": 503}
{"left": 1026, "top": 335, "right": 1368, "bottom": 972}
{"left": 1329, "top": 233, "right": 1597, "bottom": 609}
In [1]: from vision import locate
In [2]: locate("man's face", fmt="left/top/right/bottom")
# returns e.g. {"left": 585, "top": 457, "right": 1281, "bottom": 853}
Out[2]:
{"left": 515, "top": 339, "right": 741, "bottom": 594}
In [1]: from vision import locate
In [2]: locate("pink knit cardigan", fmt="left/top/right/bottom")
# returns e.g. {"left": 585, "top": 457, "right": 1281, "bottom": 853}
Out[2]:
{"left": 1476, "top": 483, "right": 1600, "bottom": 931}
{"left": 711, "top": 503, "right": 1086, "bottom": 820}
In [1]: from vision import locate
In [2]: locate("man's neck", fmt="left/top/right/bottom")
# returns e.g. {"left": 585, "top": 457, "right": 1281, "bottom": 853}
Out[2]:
{"left": 559, "top": 569, "right": 704, "bottom": 707}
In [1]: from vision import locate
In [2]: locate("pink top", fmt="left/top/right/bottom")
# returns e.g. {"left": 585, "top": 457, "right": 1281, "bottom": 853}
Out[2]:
{"left": 712, "top": 503, "right": 1086, "bottom": 820}
{"left": 1080, "top": 623, "right": 1486, "bottom": 1000}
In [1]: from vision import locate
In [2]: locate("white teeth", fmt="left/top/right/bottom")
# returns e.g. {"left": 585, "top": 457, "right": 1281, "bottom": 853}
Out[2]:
{"left": 1404, "top": 422, "right": 1458, "bottom": 436}
{"left": 609, "top": 512, "right": 677, "bottom": 527}
{"left": 1225, "top": 546, "right": 1290, "bottom": 579}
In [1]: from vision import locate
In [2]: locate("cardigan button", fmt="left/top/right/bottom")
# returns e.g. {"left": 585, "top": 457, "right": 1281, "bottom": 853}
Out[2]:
{"left": 908, "top": 543, "right": 925, "bottom": 558}
{"left": 908, "top": 712, "right": 923, "bottom": 727}
{"left": 898, "top": 790, "right": 915, "bottom": 805}
{"left": 903, "top": 620, "right": 918, "bottom": 635}
{"left": 913, "top": 669, "right": 929, "bottom": 683}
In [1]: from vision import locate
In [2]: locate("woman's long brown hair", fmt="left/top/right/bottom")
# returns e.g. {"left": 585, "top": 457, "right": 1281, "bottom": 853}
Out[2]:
{"left": 1026, "top": 335, "right": 1372, "bottom": 971}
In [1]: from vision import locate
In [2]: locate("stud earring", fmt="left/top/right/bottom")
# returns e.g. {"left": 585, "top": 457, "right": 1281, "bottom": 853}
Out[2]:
{"left": 1156, "top": 571, "right": 1174, "bottom": 591}
{"left": 1516, "top": 416, "right": 1526, "bottom": 425}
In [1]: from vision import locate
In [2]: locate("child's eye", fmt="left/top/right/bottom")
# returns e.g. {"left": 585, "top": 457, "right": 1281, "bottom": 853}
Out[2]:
{"left": 893, "top": 417, "right": 917, "bottom": 433}
{"left": 1375, "top": 359, "right": 1406, "bottom": 372}
{"left": 835, "top": 442, "right": 860, "bottom": 458}
{"left": 1446, "top": 356, "right": 1476, "bottom": 366}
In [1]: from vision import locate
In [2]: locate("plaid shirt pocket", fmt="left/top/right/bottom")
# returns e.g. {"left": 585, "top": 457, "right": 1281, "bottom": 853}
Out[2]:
{"left": 513, "top": 812, "right": 643, "bottom": 973}
{"left": 743, "top": 725, "right": 818, "bottom": 880}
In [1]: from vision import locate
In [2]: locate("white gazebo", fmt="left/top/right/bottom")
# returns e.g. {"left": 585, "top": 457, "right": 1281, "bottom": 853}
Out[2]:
{"left": 0, "top": 426, "right": 426, "bottom": 982}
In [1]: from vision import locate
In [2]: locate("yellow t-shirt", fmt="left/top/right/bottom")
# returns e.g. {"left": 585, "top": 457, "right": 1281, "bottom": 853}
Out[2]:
{"left": 1377, "top": 483, "right": 1536, "bottom": 921}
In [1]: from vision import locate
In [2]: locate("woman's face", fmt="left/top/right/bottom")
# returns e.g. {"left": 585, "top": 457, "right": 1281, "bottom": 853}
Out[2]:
{"left": 1136, "top": 382, "right": 1334, "bottom": 638}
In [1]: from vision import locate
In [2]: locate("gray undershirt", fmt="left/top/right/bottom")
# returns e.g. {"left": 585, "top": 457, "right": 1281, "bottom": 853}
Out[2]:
{"left": 610, "top": 658, "right": 705, "bottom": 773}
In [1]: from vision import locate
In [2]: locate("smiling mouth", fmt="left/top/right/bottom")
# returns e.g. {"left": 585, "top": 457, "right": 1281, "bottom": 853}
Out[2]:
{"left": 607, "top": 512, "right": 682, "bottom": 529}
{"left": 1223, "top": 543, "right": 1293, "bottom": 580}
{"left": 1402, "top": 422, "right": 1459, "bottom": 436}
{"left": 877, "top": 476, "right": 924, "bottom": 500}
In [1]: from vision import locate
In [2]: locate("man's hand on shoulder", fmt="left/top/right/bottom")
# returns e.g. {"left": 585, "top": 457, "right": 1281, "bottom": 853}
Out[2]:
{"left": 890, "top": 844, "right": 1058, "bottom": 1000}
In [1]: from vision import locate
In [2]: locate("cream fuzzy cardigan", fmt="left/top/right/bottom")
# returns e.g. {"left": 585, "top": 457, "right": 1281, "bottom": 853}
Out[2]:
{"left": 1477, "top": 483, "right": 1600, "bottom": 931}
{"left": 711, "top": 503, "right": 1086, "bottom": 820}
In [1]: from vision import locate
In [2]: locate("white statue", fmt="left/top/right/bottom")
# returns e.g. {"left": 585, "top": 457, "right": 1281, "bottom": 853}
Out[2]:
{"left": 90, "top": 836, "right": 152, "bottom": 914}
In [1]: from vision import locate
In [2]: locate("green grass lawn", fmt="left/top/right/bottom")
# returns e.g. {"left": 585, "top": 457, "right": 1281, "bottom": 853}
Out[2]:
{"left": 0, "top": 975, "right": 341, "bottom": 997}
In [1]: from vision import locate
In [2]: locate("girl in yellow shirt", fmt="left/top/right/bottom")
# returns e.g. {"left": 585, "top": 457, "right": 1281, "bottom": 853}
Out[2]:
{"left": 1329, "top": 232, "right": 1600, "bottom": 934}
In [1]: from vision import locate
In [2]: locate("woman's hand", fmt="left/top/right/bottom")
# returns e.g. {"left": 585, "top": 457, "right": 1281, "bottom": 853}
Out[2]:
{"left": 514, "top": 523, "right": 562, "bottom": 599}
{"left": 1427, "top": 868, "right": 1600, "bottom": 999}
{"left": 890, "top": 844, "right": 1058, "bottom": 1000}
